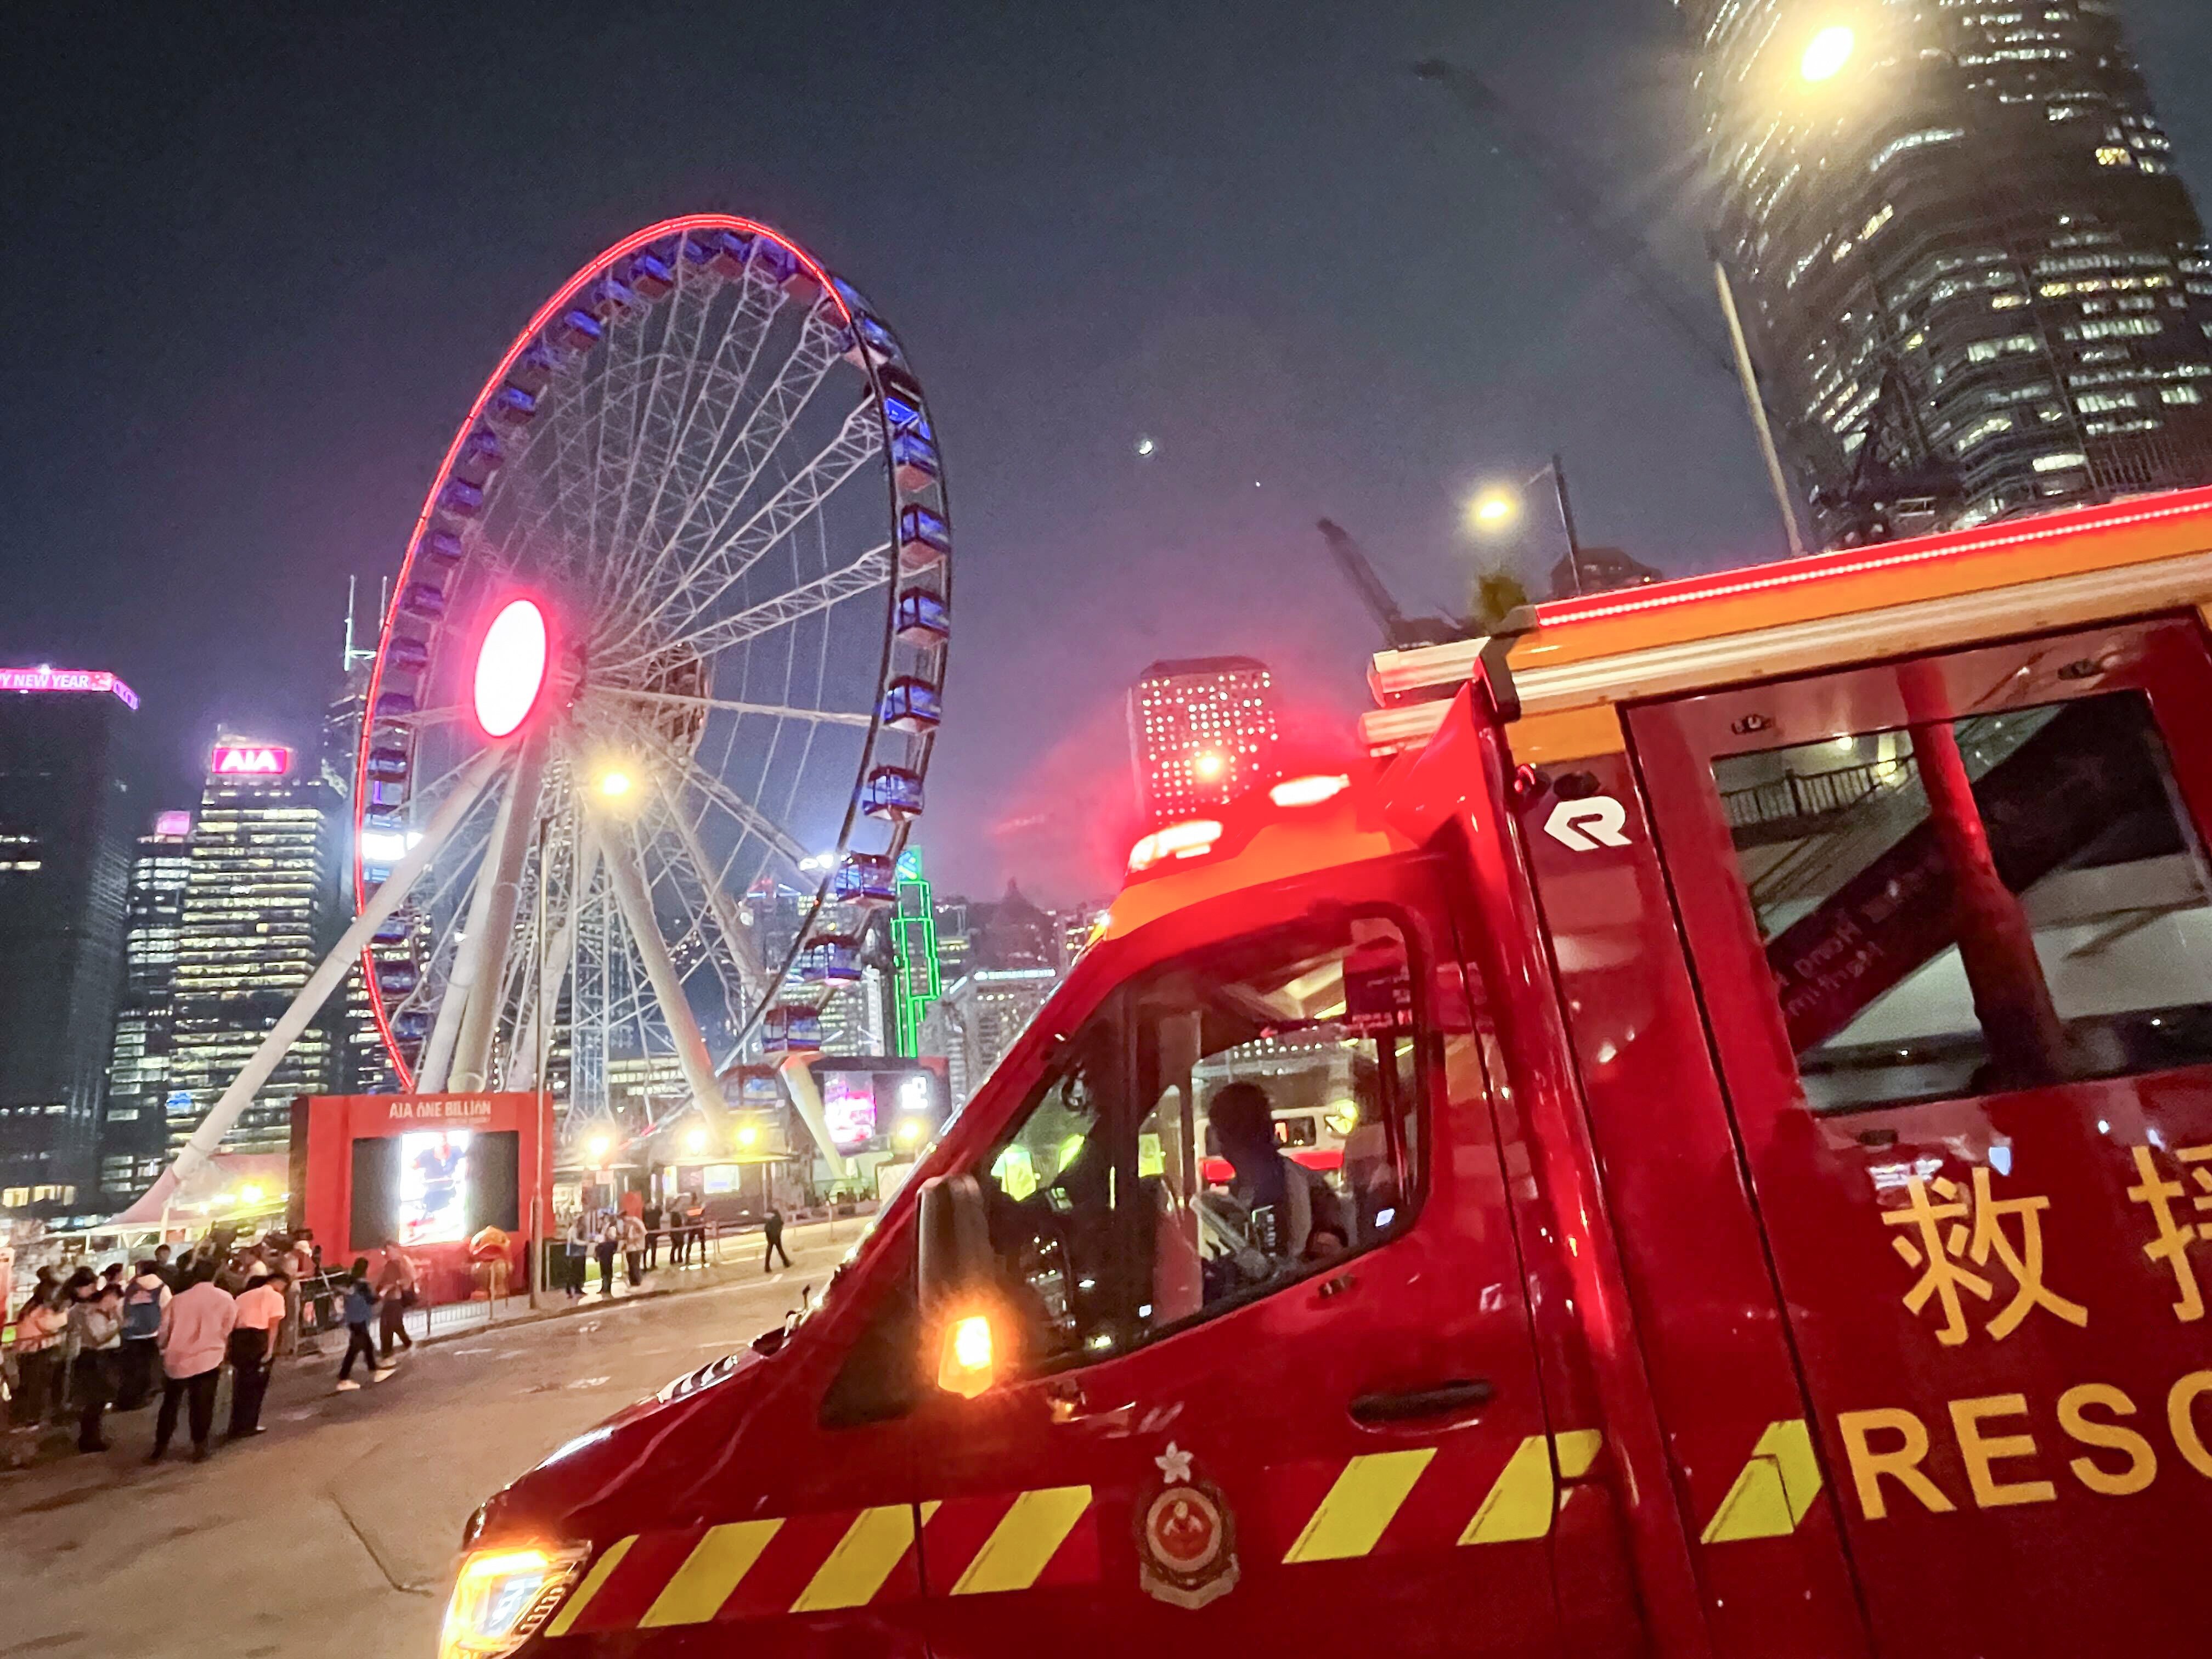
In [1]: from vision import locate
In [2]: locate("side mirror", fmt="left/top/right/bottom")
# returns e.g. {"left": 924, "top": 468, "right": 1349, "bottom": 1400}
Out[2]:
{"left": 916, "top": 1174, "right": 998, "bottom": 1397}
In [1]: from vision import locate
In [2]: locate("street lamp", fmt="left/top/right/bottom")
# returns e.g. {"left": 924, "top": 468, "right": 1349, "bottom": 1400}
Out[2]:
{"left": 1465, "top": 454, "right": 1588, "bottom": 596}
{"left": 1468, "top": 490, "right": 1520, "bottom": 535}
{"left": 596, "top": 768, "right": 633, "bottom": 800}
{"left": 684, "top": 1127, "right": 708, "bottom": 1154}
{"left": 585, "top": 1132, "right": 613, "bottom": 1165}
{"left": 1801, "top": 24, "right": 1855, "bottom": 83}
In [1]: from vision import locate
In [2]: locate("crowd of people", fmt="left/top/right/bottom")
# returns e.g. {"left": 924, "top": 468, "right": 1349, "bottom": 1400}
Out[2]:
{"left": 557, "top": 1191, "right": 718, "bottom": 1297}
{"left": 5, "top": 1228, "right": 424, "bottom": 1460}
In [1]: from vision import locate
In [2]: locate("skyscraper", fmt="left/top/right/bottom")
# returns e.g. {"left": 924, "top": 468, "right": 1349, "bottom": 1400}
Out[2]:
{"left": 918, "top": 967, "right": 1060, "bottom": 1111}
{"left": 324, "top": 657, "right": 397, "bottom": 1095}
{"left": 1129, "top": 656, "right": 1283, "bottom": 827}
{"left": 100, "top": 812, "right": 194, "bottom": 1208}
{"left": 1689, "top": 1, "right": 2212, "bottom": 543}
{"left": 167, "top": 739, "right": 344, "bottom": 1159}
{"left": 0, "top": 668, "right": 137, "bottom": 1220}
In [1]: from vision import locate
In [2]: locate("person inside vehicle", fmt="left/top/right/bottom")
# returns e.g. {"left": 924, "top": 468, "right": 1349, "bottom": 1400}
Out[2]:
{"left": 1203, "top": 1081, "right": 1348, "bottom": 1288}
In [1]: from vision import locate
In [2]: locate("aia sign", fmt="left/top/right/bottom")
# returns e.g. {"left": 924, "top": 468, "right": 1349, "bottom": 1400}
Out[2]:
{"left": 210, "top": 744, "right": 292, "bottom": 777}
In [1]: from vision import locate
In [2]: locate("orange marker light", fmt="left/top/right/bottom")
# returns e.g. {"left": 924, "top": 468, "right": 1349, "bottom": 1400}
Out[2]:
{"left": 938, "top": 1313, "right": 997, "bottom": 1397}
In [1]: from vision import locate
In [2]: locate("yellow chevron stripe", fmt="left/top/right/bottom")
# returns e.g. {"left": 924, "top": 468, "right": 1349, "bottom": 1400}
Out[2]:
{"left": 950, "top": 1486, "right": 1093, "bottom": 1595}
{"left": 1458, "top": 1431, "right": 1606, "bottom": 1544}
{"left": 542, "top": 1534, "right": 636, "bottom": 1638}
{"left": 1282, "top": 1448, "right": 1436, "bottom": 1564}
{"left": 638, "top": 1520, "right": 783, "bottom": 1628}
{"left": 789, "top": 1505, "right": 919, "bottom": 1612}
{"left": 1461, "top": 1436, "right": 1554, "bottom": 1544}
{"left": 1700, "top": 1419, "right": 1824, "bottom": 1543}
{"left": 1554, "top": 1429, "right": 1603, "bottom": 1480}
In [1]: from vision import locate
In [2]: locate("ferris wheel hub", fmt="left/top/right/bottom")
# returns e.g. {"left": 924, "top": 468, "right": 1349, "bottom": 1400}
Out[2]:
{"left": 471, "top": 596, "right": 555, "bottom": 740}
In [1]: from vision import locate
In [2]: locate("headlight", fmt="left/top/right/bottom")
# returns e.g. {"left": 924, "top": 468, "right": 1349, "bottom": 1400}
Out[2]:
{"left": 439, "top": 1545, "right": 589, "bottom": 1659}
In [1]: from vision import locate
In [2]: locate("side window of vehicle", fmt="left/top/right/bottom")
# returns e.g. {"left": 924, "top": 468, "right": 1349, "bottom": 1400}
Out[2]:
{"left": 1712, "top": 689, "right": 2212, "bottom": 1111}
{"left": 972, "top": 913, "right": 1426, "bottom": 1373}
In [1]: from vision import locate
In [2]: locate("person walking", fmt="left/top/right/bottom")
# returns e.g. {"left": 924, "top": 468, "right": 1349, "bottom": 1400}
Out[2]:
{"left": 619, "top": 1209, "right": 647, "bottom": 1288}
{"left": 10, "top": 1282, "right": 66, "bottom": 1427}
{"left": 761, "top": 1207, "right": 792, "bottom": 1273}
{"left": 150, "top": 1266, "right": 235, "bottom": 1463}
{"left": 563, "top": 1211, "right": 591, "bottom": 1299}
{"left": 374, "top": 1242, "right": 417, "bottom": 1362}
{"left": 67, "top": 1278, "right": 123, "bottom": 1452}
{"left": 593, "top": 1215, "right": 619, "bottom": 1296}
{"left": 226, "top": 1267, "right": 286, "bottom": 1437}
{"left": 642, "top": 1198, "right": 663, "bottom": 1270}
{"left": 114, "top": 1261, "right": 170, "bottom": 1410}
{"left": 334, "top": 1260, "right": 390, "bottom": 1391}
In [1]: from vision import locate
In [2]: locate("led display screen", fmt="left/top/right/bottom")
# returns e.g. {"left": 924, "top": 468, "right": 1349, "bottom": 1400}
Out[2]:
{"left": 349, "top": 1130, "right": 518, "bottom": 1248}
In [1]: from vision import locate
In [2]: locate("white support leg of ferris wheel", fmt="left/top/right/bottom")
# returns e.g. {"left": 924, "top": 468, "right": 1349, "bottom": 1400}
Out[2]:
{"left": 661, "top": 783, "right": 770, "bottom": 1009}
{"left": 507, "top": 827, "right": 600, "bottom": 1093}
{"left": 601, "top": 814, "right": 730, "bottom": 1136}
{"left": 417, "top": 749, "right": 528, "bottom": 1092}
{"left": 776, "top": 1053, "right": 851, "bottom": 1183}
{"left": 116, "top": 748, "right": 506, "bottom": 1222}
{"left": 450, "top": 735, "right": 550, "bottom": 1092}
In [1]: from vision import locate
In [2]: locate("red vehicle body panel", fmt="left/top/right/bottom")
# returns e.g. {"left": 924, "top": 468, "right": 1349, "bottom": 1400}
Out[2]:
{"left": 459, "top": 498, "right": 2212, "bottom": 1659}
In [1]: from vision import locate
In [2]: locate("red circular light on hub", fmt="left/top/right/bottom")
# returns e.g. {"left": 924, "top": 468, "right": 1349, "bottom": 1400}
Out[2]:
{"left": 472, "top": 597, "right": 551, "bottom": 739}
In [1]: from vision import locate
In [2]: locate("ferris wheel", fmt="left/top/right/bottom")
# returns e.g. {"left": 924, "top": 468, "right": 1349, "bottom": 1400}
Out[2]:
{"left": 349, "top": 215, "right": 950, "bottom": 1154}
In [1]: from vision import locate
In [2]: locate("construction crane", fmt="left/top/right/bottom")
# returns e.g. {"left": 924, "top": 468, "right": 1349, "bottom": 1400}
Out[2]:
{"left": 1412, "top": 57, "right": 1813, "bottom": 554}
{"left": 1412, "top": 58, "right": 1740, "bottom": 385}
{"left": 1316, "top": 518, "right": 1465, "bottom": 649}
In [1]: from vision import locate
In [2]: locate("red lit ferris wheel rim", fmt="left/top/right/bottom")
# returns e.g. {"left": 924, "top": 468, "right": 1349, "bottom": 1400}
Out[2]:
{"left": 350, "top": 215, "right": 881, "bottom": 1090}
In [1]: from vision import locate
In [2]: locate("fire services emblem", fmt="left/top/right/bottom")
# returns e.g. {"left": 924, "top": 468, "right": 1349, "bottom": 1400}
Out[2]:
{"left": 1136, "top": 1441, "right": 1239, "bottom": 1609}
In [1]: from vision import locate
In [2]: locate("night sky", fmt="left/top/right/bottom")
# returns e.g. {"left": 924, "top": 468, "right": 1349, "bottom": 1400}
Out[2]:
{"left": 5, "top": 2, "right": 2210, "bottom": 902}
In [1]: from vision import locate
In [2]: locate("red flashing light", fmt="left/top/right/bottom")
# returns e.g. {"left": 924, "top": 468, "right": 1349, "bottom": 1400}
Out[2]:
{"left": 471, "top": 597, "right": 553, "bottom": 740}
{"left": 1129, "top": 819, "right": 1223, "bottom": 873}
{"left": 1536, "top": 488, "right": 2212, "bottom": 631}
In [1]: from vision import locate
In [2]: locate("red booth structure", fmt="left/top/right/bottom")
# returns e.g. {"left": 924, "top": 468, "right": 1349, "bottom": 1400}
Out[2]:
{"left": 290, "top": 1092, "right": 551, "bottom": 1304}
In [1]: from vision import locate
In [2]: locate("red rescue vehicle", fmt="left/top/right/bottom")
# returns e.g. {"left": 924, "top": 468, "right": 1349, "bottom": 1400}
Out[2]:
{"left": 442, "top": 488, "right": 2212, "bottom": 1659}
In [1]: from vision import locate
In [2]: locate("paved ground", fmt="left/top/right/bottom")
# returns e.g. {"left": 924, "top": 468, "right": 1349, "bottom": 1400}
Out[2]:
{"left": 0, "top": 1220, "right": 855, "bottom": 1659}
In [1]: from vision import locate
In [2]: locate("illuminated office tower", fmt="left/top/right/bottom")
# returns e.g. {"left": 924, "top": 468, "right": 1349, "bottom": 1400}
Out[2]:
{"left": 1689, "top": 0, "right": 2212, "bottom": 542}
{"left": 167, "top": 740, "right": 344, "bottom": 1158}
{"left": 0, "top": 667, "right": 137, "bottom": 1220}
{"left": 889, "top": 848, "right": 941, "bottom": 1058}
{"left": 1130, "top": 656, "right": 1282, "bottom": 827}
{"left": 99, "top": 811, "right": 194, "bottom": 1207}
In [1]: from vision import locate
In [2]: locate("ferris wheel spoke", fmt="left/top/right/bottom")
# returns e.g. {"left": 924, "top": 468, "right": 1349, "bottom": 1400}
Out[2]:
{"left": 630, "top": 731, "right": 812, "bottom": 873}
{"left": 608, "top": 271, "right": 771, "bottom": 579}
{"left": 656, "top": 795, "right": 772, "bottom": 1039}
{"left": 617, "top": 308, "right": 849, "bottom": 622}
{"left": 600, "top": 276, "right": 794, "bottom": 606}
{"left": 612, "top": 396, "right": 883, "bottom": 653}
{"left": 588, "top": 684, "right": 874, "bottom": 727}
{"left": 603, "top": 543, "right": 891, "bottom": 673}
{"left": 601, "top": 285, "right": 720, "bottom": 574}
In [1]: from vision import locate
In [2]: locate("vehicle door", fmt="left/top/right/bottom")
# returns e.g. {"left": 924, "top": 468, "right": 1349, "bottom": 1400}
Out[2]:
{"left": 1629, "top": 616, "right": 2212, "bottom": 1659}
{"left": 868, "top": 860, "right": 1575, "bottom": 1658}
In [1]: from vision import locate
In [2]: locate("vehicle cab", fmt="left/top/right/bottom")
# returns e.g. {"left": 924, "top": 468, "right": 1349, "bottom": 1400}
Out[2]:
{"left": 444, "top": 487, "right": 2212, "bottom": 1659}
